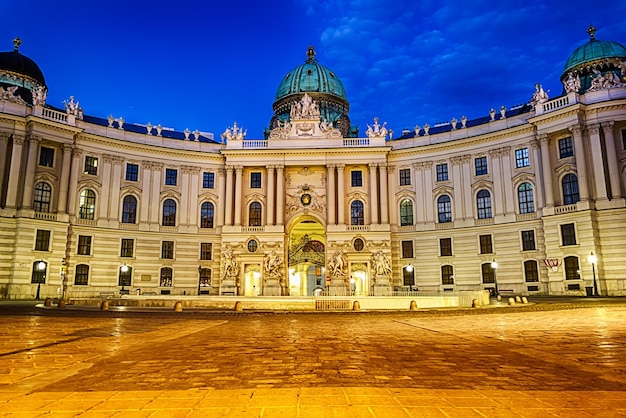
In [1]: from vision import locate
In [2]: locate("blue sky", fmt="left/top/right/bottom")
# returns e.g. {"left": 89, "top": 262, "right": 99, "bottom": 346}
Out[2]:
{"left": 4, "top": 0, "right": 626, "bottom": 139}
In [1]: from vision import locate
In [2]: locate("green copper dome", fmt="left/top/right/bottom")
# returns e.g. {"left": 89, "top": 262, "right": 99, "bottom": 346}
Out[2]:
{"left": 563, "top": 26, "right": 626, "bottom": 73}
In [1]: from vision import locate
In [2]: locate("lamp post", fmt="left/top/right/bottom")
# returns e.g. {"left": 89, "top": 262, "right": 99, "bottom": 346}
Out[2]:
{"left": 198, "top": 265, "right": 202, "bottom": 295}
{"left": 491, "top": 259, "right": 499, "bottom": 296}
{"left": 35, "top": 261, "right": 46, "bottom": 300}
{"left": 589, "top": 252, "right": 599, "bottom": 296}
{"left": 120, "top": 263, "right": 129, "bottom": 294}
{"left": 406, "top": 264, "right": 414, "bottom": 291}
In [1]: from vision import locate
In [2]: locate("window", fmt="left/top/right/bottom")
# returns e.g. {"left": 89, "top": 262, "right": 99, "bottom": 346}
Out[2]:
{"left": 125, "top": 163, "right": 139, "bottom": 181}
{"left": 564, "top": 256, "right": 580, "bottom": 280}
{"left": 401, "top": 240, "right": 414, "bottom": 259}
{"left": 39, "top": 146, "right": 54, "bottom": 167}
{"left": 479, "top": 234, "right": 493, "bottom": 254}
{"left": 247, "top": 239, "right": 258, "bottom": 253}
{"left": 521, "top": 230, "right": 536, "bottom": 251}
{"left": 162, "top": 199, "right": 177, "bottom": 226}
{"left": 351, "top": 170, "right": 363, "bottom": 187}
{"left": 475, "top": 156, "right": 488, "bottom": 175}
{"left": 403, "top": 267, "right": 415, "bottom": 286}
{"left": 165, "top": 168, "right": 177, "bottom": 186}
{"left": 515, "top": 148, "right": 530, "bottom": 168}
{"left": 442, "top": 265, "right": 454, "bottom": 285}
{"left": 84, "top": 156, "right": 98, "bottom": 175}
{"left": 200, "top": 243, "right": 213, "bottom": 260}
{"left": 561, "top": 223, "right": 577, "bottom": 246}
{"left": 77, "top": 235, "right": 92, "bottom": 255}
{"left": 399, "top": 168, "right": 411, "bottom": 186}
{"left": 524, "top": 260, "right": 539, "bottom": 282}
{"left": 121, "top": 195, "right": 137, "bottom": 224}
{"left": 249, "top": 202, "right": 262, "bottom": 226}
{"left": 161, "top": 241, "right": 174, "bottom": 259}
{"left": 118, "top": 265, "right": 132, "bottom": 286}
{"left": 622, "top": 129, "right": 626, "bottom": 150}
{"left": 558, "top": 137, "right": 574, "bottom": 158}
{"left": 350, "top": 200, "right": 364, "bottom": 225}
{"left": 160, "top": 268, "right": 173, "bottom": 287}
{"left": 399, "top": 199, "right": 414, "bottom": 226}
{"left": 476, "top": 189, "right": 492, "bottom": 219}
{"left": 33, "top": 182, "right": 51, "bottom": 213}
{"left": 353, "top": 238, "right": 364, "bottom": 252}
{"left": 120, "top": 239, "right": 134, "bottom": 257}
{"left": 250, "top": 172, "right": 262, "bottom": 188}
{"left": 203, "top": 172, "right": 215, "bottom": 189}
{"left": 199, "top": 268, "right": 211, "bottom": 293}
{"left": 440, "top": 238, "right": 452, "bottom": 256}
{"left": 31, "top": 261, "right": 47, "bottom": 284}
{"left": 481, "top": 263, "right": 495, "bottom": 284}
{"left": 35, "top": 230, "right": 50, "bottom": 251}
{"left": 79, "top": 189, "right": 96, "bottom": 220}
{"left": 201, "top": 202, "right": 215, "bottom": 228}
{"left": 74, "top": 264, "right": 89, "bottom": 285}
{"left": 437, "top": 195, "right": 452, "bottom": 223}
{"left": 562, "top": 174, "right": 579, "bottom": 205}
{"left": 518, "top": 182, "right": 534, "bottom": 214}
{"left": 436, "top": 163, "right": 448, "bottom": 181}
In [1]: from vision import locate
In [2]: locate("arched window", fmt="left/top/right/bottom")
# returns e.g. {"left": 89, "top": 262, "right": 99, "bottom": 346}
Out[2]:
{"left": 442, "top": 265, "right": 454, "bottom": 285}
{"left": 476, "top": 189, "right": 492, "bottom": 219}
{"left": 33, "top": 182, "right": 52, "bottom": 213}
{"left": 518, "top": 183, "right": 535, "bottom": 214}
{"left": 74, "top": 264, "right": 90, "bottom": 285}
{"left": 79, "top": 189, "right": 96, "bottom": 220}
{"left": 400, "top": 199, "right": 414, "bottom": 226}
{"left": 31, "top": 260, "right": 47, "bottom": 284}
{"left": 249, "top": 202, "right": 262, "bottom": 226}
{"left": 403, "top": 266, "right": 415, "bottom": 287}
{"left": 162, "top": 199, "right": 177, "bottom": 226}
{"left": 524, "top": 260, "right": 539, "bottom": 282}
{"left": 481, "top": 263, "right": 495, "bottom": 284}
{"left": 562, "top": 174, "right": 580, "bottom": 205}
{"left": 121, "top": 195, "right": 137, "bottom": 224}
{"left": 564, "top": 256, "right": 580, "bottom": 280}
{"left": 118, "top": 265, "right": 132, "bottom": 286}
{"left": 351, "top": 200, "right": 364, "bottom": 225}
{"left": 437, "top": 195, "right": 452, "bottom": 223}
{"left": 160, "top": 267, "right": 173, "bottom": 287}
{"left": 200, "top": 202, "right": 215, "bottom": 228}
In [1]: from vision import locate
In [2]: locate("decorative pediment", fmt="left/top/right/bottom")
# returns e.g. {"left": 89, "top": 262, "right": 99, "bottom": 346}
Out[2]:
{"left": 198, "top": 190, "right": 219, "bottom": 201}
{"left": 160, "top": 190, "right": 181, "bottom": 200}
{"left": 77, "top": 179, "right": 101, "bottom": 191}
{"left": 512, "top": 172, "right": 536, "bottom": 186}
{"left": 555, "top": 162, "right": 576, "bottom": 175}
{"left": 268, "top": 94, "right": 342, "bottom": 139}
{"left": 433, "top": 185, "right": 454, "bottom": 198}
{"left": 34, "top": 172, "right": 58, "bottom": 185}
{"left": 471, "top": 179, "right": 493, "bottom": 192}
{"left": 120, "top": 184, "right": 142, "bottom": 196}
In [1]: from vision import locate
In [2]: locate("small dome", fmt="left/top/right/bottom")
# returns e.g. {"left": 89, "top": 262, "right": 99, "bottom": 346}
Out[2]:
{"left": 0, "top": 37, "right": 46, "bottom": 86}
{"left": 563, "top": 26, "right": 626, "bottom": 73}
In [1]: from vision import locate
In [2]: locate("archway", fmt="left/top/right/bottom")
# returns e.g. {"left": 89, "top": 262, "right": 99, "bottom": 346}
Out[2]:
{"left": 288, "top": 218, "right": 326, "bottom": 296}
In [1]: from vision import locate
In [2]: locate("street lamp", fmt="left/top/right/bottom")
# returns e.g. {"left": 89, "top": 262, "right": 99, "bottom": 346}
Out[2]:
{"left": 406, "top": 264, "right": 414, "bottom": 291}
{"left": 35, "top": 261, "right": 46, "bottom": 300}
{"left": 120, "top": 264, "right": 129, "bottom": 294}
{"left": 491, "top": 259, "right": 499, "bottom": 296}
{"left": 589, "top": 252, "right": 599, "bottom": 296}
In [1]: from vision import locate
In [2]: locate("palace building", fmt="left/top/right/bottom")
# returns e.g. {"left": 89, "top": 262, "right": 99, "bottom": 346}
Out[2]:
{"left": 1, "top": 26, "right": 626, "bottom": 300}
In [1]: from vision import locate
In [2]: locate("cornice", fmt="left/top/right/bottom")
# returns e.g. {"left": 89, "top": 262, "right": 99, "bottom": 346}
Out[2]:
{"left": 26, "top": 116, "right": 83, "bottom": 136}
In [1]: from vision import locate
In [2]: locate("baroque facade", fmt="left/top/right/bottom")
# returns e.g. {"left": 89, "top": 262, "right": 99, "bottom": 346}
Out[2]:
{"left": 2, "top": 27, "right": 626, "bottom": 300}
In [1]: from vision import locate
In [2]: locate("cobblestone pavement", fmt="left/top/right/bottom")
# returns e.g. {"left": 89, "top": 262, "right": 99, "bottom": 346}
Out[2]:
{"left": 1, "top": 301, "right": 625, "bottom": 417}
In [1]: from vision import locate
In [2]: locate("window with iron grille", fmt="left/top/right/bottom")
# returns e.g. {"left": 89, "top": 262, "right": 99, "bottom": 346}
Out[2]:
{"left": 160, "top": 267, "right": 173, "bottom": 287}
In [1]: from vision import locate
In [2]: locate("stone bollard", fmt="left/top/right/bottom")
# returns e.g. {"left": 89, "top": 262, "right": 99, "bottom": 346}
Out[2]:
{"left": 174, "top": 301, "right": 183, "bottom": 312}
{"left": 44, "top": 297, "right": 52, "bottom": 307}
{"left": 515, "top": 296, "right": 522, "bottom": 303}
{"left": 352, "top": 301, "right": 361, "bottom": 311}
{"left": 472, "top": 299, "right": 480, "bottom": 308}
{"left": 497, "top": 295, "right": 502, "bottom": 302}
{"left": 100, "top": 300, "right": 109, "bottom": 311}
{"left": 410, "top": 300, "right": 418, "bottom": 311}
{"left": 508, "top": 297, "right": 515, "bottom": 306}
{"left": 522, "top": 296, "right": 528, "bottom": 304}
{"left": 57, "top": 300, "right": 66, "bottom": 308}
{"left": 234, "top": 301, "right": 243, "bottom": 312}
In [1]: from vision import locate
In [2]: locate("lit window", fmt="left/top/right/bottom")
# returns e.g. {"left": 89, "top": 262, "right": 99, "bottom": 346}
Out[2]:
{"left": 200, "top": 202, "right": 214, "bottom": 228}
{"left": 249, "top": 202, "right": 262, "bottom": 226}
{"left": 200, "top": 243, "right": 212, "bottom": 260}
{"left": 399, "top": 199, "right": 413, "bottom": 226}
{"left": 84, "top": 156, "right": 98, "bottom": 175}
{"left": 33, "top": 182, "right": 51, "bottom": 213}
{"left": 120, "top": 239, "right": 134, "bottom": 258}
{"left": 74, "top": 264, "right": 89, "bottom": 285}
{"left": 442, "top": 265, "right": 454, "bottom": 285}
{"left": 79, "top": 189, "right": 96, "bottom": 220}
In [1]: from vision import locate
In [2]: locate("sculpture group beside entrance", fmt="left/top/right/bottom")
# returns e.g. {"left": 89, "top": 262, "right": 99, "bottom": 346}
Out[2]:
{"left": 371, "top": 250, "right": 393, "bottom": 295}
{"left": 220, "top": 247, "right": 240, "bottom": 295}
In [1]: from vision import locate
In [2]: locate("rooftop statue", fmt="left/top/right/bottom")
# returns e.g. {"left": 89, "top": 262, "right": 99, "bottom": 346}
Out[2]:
{"left": 290, "top": 93, "right": 321, "bottom": 119}
{"left": 221, "top": 121, "right": 247, "bottom": 142}
{"left": 63, "top": 95, "right": 81, "bottom": 115}
{"left": 564, "top": 71, "right": 581, "bottom": 93}
{"left": 32, "top": 85, "right": 47, "bottom": 106}
{"left": 530, "top": 83, "right": 549, "bottom": 108}
{"left": 0, "top": 85, "right": 26, "bottom": 104}
{"left": 365, "top": 117, "right": 388, "bottom": 138}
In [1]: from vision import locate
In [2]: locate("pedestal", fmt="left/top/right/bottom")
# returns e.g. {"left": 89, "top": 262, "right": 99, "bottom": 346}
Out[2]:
{"left": 263, "top": 279, "right": 284, "bottom": 296}
{"left": 328, "top": 275, "right": 348, "bottom": 295}
{"left": 373, "top": 274, "right": 392, "bottom": 295}
{"left": 220, "top": 277, "right": 238, "bottom": 295}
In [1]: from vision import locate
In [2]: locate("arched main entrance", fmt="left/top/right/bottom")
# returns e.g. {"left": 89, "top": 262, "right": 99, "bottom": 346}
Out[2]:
{"left": 288, "top": 218, "right": 326, "bottom": 296}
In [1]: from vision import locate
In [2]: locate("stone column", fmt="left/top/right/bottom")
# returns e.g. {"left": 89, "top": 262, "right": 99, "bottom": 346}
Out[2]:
{"left": 538, "top": 134, "right": 554, "bottom": 207}
{"left": 266, "top": 165, "right": 275, "bottom": 225}
{"left": 587, "top": 123, "right": 608, "bottom": 200}
{"left": 530, "top": 139, "right": 545, "bottom": 209}
{"left": 234, "top": 166, "right": 243, "bottom": 226}
{"left": 412, "top": 163, "right": 424, "bottom": 224}
{"left": 189, "top": 167, "right": 200, "bottom": 227}
{"left": 327, "top": 164, "right": 336, "bottom": 225}
{"left": 180, "top": 166, "right": 190, "bottom": 226}
{"left": 224, "top": 166, "right": 234, "bottom": 226}
{"left": 461, "top": 155, "right": 472, "bottom": 220}
{"left": 379, "top": 163, "right": 389, "bottom": 224}
{"left": 150, "top": 163, "right": 162, "bottom": 224}
{"left": 217, "top": 168, "right": 226, "bottom": 227}
{"left": 388, "top": 166, "right": 397, "bottom": 225}
{"left": 569, "top": 124, "right": 589, "bottom": 201}
{"left": 0, "top": 133, "right": 9, "bottom": 205}
{"left": 21, "top": 135, "right": 40, "bottom": 209}
{"left": 336, "top": 164, "right": 345, "bottom": 224}
{"left": 451, "top": 157, "right": 463, "bottom": 221}
{"left": 57, "top": 144, "right": 73, "bottom": 213}
{"left": 489, "top": 149, "right": 504, "bottom": 216}
{"left": 368, "top": 163, "right": 378, "bottom": 224}
{"left": 139, "top": 162, "right": 152, "bottom": 223}
{"left": 6, "top": 135, "right": 25, "bottom": 208}
{"left": 276, "top": 165, "right": 285, "bottom": 225}
{"left": 109, "top": 156, "right": 123, "bottom": 220}
{"left": 601, "top": 122, "right": 622, "bottom": 199}
{"left": 500, "top": 147, "right": 514, "bottom": 215}
{"left": 423, "top": 162, "right": 434, "bottom": 223}
{"left": 99, "top": 155, "right": 112, "bottom": 219}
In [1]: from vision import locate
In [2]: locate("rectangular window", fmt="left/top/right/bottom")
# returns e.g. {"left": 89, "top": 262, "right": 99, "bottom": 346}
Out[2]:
{"left": 351, "top": 170, "right": 363, "bottom": 187}
{"left": 84, "top": 156, "right": 98, "bottom": 175}
{"left": 475, "top": 156, "right": 488, "bottom": 175}
{"left": 200, "top": 243, "right": 213, "bottom": 260}
{"left": 436, "top": 163, "right": 448, "bottom": 181}
{"left": 401, "top": 240, "right": 414, "bottom": 259}
{"left": 125, "top": 163, "right": 139, "bottom": 181}
{"left": 120, "top": 238, "right": 134, "bottom": 257}
{"left": 39, "top": 146, "right": 55, "bottom": 167}
{"left": 250, "top": 172, "right": 262, "bottom": 188}
{"left": 399, "top": 168, "right": 411, "bottom": 186}
{"left": 161, "top": 241, "right": 174, "bottom": 259}
{"left": 441, "top": 265, "right": 454, "bottom": 285}
{"left": 521, "top": 230, "right": 536, "bottom": 251}
{"left": 74, "top": 264, "right": 89, "bottom": 285}
{"left": 439, "top": 238, "right": 452, "bottom": 256}
{"left": 479, "top": 234, "right": 493, "bottom": 254}
{"left": 515, "top": 148, "right": 530, "bottom": 168}
{"left": 559, "top": 137, "right": 574, "bottom": 158}
{"left": 77, "top": 235, "right": 92, "bottom": 255}
{"left": 165, "top": 168, "right": 177, "bottom": 186}
{"left": 203, "top": 172, "right": 215, "bottom": 189}
{"left": 524, "top": 261, "right": 539, "bottom": 282}
{"left": 35, "top": 230, "right": 50, "bottom": 251}
{"left": 561, "top": 223, "right": 577, "bottom": 246}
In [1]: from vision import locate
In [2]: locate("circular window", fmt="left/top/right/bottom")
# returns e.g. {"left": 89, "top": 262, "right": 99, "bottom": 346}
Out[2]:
{"left": 353, "top": 238, "right": 364, "bottom": 252}
{"left": 247, "top": 240, "right": 258, "bottom": 253}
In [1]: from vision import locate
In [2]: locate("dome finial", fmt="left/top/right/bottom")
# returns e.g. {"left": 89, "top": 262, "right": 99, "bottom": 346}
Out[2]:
{"left": 587, "top": 24, "right": 596, "bottom": 41}
{"left": 13, "top": 36, "right": 22, "bottom": 51}
{"left": 306, "top": 45, "right": 316, "bottom": 63}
